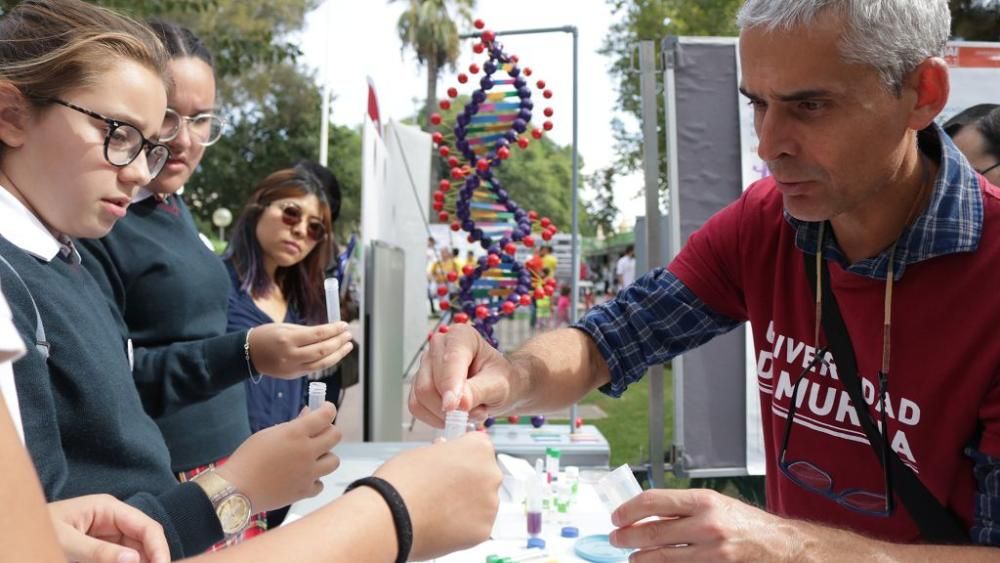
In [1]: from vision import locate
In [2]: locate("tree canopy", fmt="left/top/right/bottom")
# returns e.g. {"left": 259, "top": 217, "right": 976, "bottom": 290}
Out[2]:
{"left": 599, "top": 0, "right": 1000, "bottom": 223}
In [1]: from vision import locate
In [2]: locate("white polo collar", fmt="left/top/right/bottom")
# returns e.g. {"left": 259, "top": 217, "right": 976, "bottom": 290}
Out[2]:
{"left": 0, "top": 185, "right": 63, "bottom": 262}
{"left": 133, "top": 185, "right": 184, "bottom": 204}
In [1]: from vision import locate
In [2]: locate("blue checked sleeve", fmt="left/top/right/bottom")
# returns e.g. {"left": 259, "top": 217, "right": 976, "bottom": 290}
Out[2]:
{"left": 573, "top": 267, "right": 742, "bottom": 398}
{"left": 967, "top": 447, "right": 1000, "bottom": 546}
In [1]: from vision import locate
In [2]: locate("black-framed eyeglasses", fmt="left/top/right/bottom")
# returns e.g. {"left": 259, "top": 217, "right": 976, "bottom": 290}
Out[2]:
{"left": 37, "top": 97, "right": 170, "bottom": 179}
{"left": 272, "top": 202, "right": 327, "bottom": 242}
{"left": 159, "top": 107, "right": 227, "bottom": 146}
{"left": 976, "top": 162, "right": 1000, "bottom": 176}
{"left": 779, "top": 224, "right": 896, "bottom": 518}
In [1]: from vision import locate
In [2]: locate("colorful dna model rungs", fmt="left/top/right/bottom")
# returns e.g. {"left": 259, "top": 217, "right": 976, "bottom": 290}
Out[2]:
{"left": 430, "top": 18, "right": 559, "bottom": 348}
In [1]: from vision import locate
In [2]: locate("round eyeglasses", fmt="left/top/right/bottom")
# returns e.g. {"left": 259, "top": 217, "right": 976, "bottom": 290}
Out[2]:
{"left": 159, "top": 108, "right": 227, "bottom": 146}
{"left": 40, "top": 98, "right": 170, "bottom": 179}
{"left": 273, "top": 202, "right": 327, "bottom": 242}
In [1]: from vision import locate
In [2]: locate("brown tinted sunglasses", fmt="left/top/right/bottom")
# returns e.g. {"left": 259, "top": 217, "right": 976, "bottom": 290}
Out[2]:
{"left": 273, "top": 202, "right": 327, "bottom": 242}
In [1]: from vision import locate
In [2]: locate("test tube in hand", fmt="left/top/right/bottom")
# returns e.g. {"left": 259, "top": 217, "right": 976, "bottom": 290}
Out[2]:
{"left": 324, "top": 277, "right": 340, "bottom": 323}
{"left": 442, "top": 410, "right": 470, "bottom": 440}
{"left": 596, "top": 464, "right": 643, "bottom": 514}
{"left": 308, "top": 381, "right": 327, "bottom": 411}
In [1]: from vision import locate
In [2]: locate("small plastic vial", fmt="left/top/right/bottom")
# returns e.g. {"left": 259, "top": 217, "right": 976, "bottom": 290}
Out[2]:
{"left": 308, "top": 381, "right": 327, "bottom": 411}
{"left": 596, "top": 464, "right": 643, "bottom": 514}
{"left": 525, "top": 473, "right": 544, "bottom": 537}
{"left": 564, "top": 466, "right": 580, "bottom": 496}
{"left": 545, "top": 447, "right": 561, "bottom": 482}
{"left": 443, "top": 410, "right": 469, "bottom": 440}
{"left": 324, "top": 277, "right": 341, "bottom": 323}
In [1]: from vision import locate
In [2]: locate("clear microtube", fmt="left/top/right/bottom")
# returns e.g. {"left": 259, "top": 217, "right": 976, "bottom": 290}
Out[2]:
{"left": 324, "top": 277, "right": 341, "bottom": 323}
{"left": 443, "top": 410, "right": 469, "bottom": 440}
{"left": 596, "top": 464, "right": 643, "bottom": 514}
{"left": 308, "top": 381, "right": 327, "bottom": 411}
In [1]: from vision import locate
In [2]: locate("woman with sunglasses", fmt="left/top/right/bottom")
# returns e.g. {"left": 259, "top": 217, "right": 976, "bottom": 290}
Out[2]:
{"left": 77, "top": 21, "right": 354, "bottom": 549}
{"left": 224, "top": 167, "right": 338, "bottom": 522}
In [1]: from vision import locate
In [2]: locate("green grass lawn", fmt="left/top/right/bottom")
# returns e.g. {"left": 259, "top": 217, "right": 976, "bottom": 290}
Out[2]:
{"left": 552, "top": 367, "right": 765, "bottom": 504}
{"left": 575, "top": 368, "right": 690, "bottom": 489}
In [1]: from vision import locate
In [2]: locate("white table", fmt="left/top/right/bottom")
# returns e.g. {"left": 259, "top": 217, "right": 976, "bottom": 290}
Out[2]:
{"left": 285, "top": 442, "right": 626, "bottom": 562}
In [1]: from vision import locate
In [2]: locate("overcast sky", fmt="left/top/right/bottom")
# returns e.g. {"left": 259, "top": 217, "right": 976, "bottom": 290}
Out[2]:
{"left": 297, "top": 0, "right": 648, "bottom": 227}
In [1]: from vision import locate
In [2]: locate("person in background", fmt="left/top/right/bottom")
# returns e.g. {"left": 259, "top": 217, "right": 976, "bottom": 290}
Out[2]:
{"left": 0, "top": 1, "right": 341, "bottom": 557}
{"left": 614, "top": 245, "right": 636, "bottom": 292}
{"left": 555, "top": 285, "right": 572, "bottom": 327}
{"left": 77, "top": 20, "right": 353, "bottom": 550}
{"left": 225, "top": 166, "right": 336, "bottom": 529}
{"left": 426, "top": 236, "right": 438, "bottom": 316}
{"left": 942, "top": 103, "right": 998, "bottom": 137}
{"left": 540, "top": 244, "right": 558, "bottom": 278}
{"left": 948, "top": 106, "right": 1000, "bottom": 185}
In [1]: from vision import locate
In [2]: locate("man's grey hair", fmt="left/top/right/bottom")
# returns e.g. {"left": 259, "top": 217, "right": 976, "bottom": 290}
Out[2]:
{"left": 736, "top": 0, "right": 950, "bottom": 95}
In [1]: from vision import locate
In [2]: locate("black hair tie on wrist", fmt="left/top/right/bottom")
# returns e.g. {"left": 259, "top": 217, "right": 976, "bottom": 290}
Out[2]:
{"left": 345, "top": 476, "right": 413, "bottom": 563}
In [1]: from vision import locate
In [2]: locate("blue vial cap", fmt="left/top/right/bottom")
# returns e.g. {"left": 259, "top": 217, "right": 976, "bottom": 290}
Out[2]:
{"left": 527, "top": 537, "right": 546, "bottom": 549}
{"left": 561, "top": 526, "right": 580, "bottom": 538}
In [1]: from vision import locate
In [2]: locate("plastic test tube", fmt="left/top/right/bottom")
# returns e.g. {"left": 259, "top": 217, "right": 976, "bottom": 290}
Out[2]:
{"left": 308, "top": 381, "right": 327, "bottom": 411}
{"left": 525, "top": 472, "right": 544, "bottom": 537}
{"left": 324, "top": 277, "right": 340, "bottom": 323}
{"left": 443, "top": 410, "right": 469, "bottom": 440}
{"left": 596, "top": 464, "right": 644, "bottom": 514}
{"left": 545, "top": 447, "right": 561, "bottom": 482}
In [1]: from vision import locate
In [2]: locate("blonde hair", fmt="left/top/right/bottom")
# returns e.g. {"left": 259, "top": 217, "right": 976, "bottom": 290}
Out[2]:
{"left": 0, "top": 0, "right": 170, "bottom": 103}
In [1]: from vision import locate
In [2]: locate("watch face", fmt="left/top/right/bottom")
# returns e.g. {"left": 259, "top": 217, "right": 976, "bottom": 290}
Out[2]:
{"left": 218, "top": 495, "right": 252, "bottom": 535}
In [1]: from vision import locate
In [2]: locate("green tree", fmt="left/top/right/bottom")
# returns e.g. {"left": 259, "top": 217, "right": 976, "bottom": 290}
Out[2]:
{"left": 393, "top": 0, "right": 475, "bottom": 129}
{"left": 600, "top": 0, "right": 1000, "bottom": 217}
{"left": 599, "top": 0, "right": 742, "bottom": 215}
{"left": 585, "top": 166, "right": 619, "bottom": 237}
{"left": 951, "top": 0, "right": 1000, "bottom": 40}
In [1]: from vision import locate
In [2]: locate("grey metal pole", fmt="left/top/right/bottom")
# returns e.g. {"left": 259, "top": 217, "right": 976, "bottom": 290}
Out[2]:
{"left": 461, "top": 25, "right": 581, "bottom": 434}
{"left": 662, "top": 35, "right": 685, "bottom": 478}
{"left": 568, "top": 26, "right": 580, "bottom": 434}
{"left": 638, "top": 41, "right": 665, "bottom": 488}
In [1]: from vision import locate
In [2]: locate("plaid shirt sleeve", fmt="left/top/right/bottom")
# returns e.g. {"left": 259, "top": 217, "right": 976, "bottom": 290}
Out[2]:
{"left": 573, "top": 267, "right": 741, "bottom": 398}
{"left": 967, "top": 447, "right": 1000, "bottom": 546}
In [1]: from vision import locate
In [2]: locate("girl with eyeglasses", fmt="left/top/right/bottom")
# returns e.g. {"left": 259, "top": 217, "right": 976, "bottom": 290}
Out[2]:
{"left": 0, "top": 0, "right": 339, "bottom": 557}
{"left": 224, "top": 168, "right": 339, "bottom": 527}
{"left": 77, "top": 20, "right": 355, "bottom": 550}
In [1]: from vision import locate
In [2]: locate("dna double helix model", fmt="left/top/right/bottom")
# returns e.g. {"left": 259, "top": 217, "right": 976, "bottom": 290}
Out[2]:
{"left": 430, "top": 18, "right": 559, "bottom": 349}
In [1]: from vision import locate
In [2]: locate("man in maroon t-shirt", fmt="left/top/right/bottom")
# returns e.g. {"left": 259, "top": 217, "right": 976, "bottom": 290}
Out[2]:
{"left": 411, "top": 0, "right": 1000, "bottom": 559}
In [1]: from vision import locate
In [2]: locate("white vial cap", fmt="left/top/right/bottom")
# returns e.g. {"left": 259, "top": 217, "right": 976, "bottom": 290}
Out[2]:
{"left": 596, "top": 464, "right": 643, "bottom": 514}
{"left": 308, "top": 381, "right": 327, "bottom": 411}
{"left": 565, "top": 466, "right": 580, "bottom": 480}
{"left": 443, "top": 410, "right": 469, "bottom": 440}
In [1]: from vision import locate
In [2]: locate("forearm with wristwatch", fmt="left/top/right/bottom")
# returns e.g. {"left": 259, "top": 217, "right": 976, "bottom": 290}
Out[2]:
{"left": 189, "top": 469, "right": 414, "bottom": 562}
{"left": 190, "top": 469, "right": 254, "bottom": 539}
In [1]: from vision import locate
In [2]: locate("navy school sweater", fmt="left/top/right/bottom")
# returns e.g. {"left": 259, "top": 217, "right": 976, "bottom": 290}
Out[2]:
{"left": 0, "top": 235, "right": 222, "bottom": 557}
{"left": 79, "top": 195, "right": 251, "bottom": 472}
